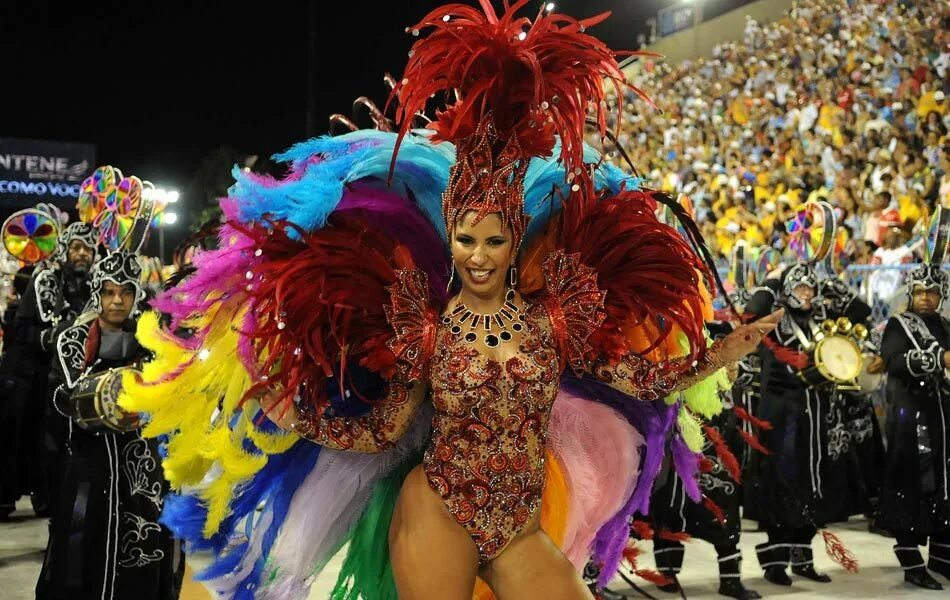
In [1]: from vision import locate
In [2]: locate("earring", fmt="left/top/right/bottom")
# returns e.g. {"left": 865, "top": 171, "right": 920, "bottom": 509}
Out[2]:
{"left": 509, "top": 266, "right": 518, "bottom": 288}
{"left": 446, "top": 264, "right": 456, "bottom": 293}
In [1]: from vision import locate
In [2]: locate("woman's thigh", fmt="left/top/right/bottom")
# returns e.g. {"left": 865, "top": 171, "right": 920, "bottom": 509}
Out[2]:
{"left": 389, "top": 465, "right": 480, "bottom": 600}
{"left": 481, "top": 529, "right": 593, "bottom": 600}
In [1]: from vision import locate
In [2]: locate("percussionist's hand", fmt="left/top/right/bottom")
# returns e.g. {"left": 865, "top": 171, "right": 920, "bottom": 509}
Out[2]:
{"left": 866, "top": 355, "right": 885, "bottom": 375}
{"left": 718, "top": 309, "right": 784, "bottom": 364}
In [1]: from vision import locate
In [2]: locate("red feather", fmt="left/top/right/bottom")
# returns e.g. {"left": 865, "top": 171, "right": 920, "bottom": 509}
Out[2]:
{"left": 698, "top": 457, "right": 715, "bottom": 473}
{"left": 623, "top": 544, "right": 674, "bottom": 586}
{"left": 237, "top": 215, "right": 416, "bottom": 414}
{"left": 630, "top": 520, "right": 654, "bottom": 540}
{"left": 739, "top": 428, "right": 772, "bottom": 455}
{"left": 657, "top": 529, "right": 691, "bottom": 543}
{"left": 622, "top": 545, "right": 641, "bottom": 566}
{"left": 821, "top": 530, "right": 859, "bottom": 573}
{"left": 634, "top": 569, "right": 674, "bottom": 586}
{"left": 734, "top": 405, "right": 773, "bottom": 430}
{"left": 762, "top": 335, "right": 810, "bottom": 370}
{"left": 703, "top": 495, "right": 726, "bottom": 525}
{"left": 703, "top": 424, "right": 742, "bottom": 483}
{"left": 390, "top": 1, "right": 637, "bottom": 179}
{"left": 557, "top": 189, "right": 710, "bottom": 365}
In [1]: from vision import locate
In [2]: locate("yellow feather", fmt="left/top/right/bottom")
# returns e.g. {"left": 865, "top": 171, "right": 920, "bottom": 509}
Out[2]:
{"left": 119, "top": 297, "right": 300, "bottom": 538}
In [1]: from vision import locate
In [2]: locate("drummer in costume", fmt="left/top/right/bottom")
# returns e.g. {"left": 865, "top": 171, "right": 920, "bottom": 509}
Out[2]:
{"left": 36, "top": 250, "right": 184, "bottom": 600}
{"left": 745, "top": 203, "right": 860, "bottom": 586}
{"left": 10, "top": 220, "right": 97, "bottom": 515}
{"left": 818, "top": 267, "right": 886, "bottom": 525}
{"left": 877, "top": 245, "right": 950, "bottom": 589}
{"left": 647, "top": 245, "right": 762, "bottom": 600}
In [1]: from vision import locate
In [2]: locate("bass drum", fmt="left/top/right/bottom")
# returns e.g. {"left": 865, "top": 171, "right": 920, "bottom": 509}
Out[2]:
{"left": 857, "top": 353, "right": 885, "bottom": 394}
{"left": 65, "top": 368, "right": 142, "bottom": 434}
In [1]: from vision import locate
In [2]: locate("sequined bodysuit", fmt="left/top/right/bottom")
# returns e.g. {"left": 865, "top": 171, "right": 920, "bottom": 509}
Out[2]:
{"left": 294, "top": 295, "right": 564, "bottom": 561}
{"left": 424, "top": 298, "right": 560, "bottom": 560}
{"left": 291, "top": 252, "right": 720, "bottom": 562}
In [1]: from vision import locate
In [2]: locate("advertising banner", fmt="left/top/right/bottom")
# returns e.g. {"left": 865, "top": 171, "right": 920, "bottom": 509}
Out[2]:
{"left": 0, "top": 137, "right": 95, "bottom": 210}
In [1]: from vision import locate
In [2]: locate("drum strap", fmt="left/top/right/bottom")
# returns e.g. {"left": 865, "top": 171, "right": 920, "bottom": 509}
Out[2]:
{"left": 895, "top": 314, "right": 929, "bottom": 352}
{"left": 786, "top": 315, "right": 817, "bottom": 352}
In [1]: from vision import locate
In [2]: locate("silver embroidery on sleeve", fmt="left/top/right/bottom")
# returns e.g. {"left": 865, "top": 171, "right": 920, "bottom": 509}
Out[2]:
{"left": 34, "top": 268, "right": 61, "bottom": 324}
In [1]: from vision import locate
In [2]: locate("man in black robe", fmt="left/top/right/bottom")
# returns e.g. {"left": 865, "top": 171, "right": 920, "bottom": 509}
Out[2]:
{"left": 0, "top": 266, "right": 35, "bottom": 518}
{"left": 819, "top": 276, "right": 886, "bottom": 525}
{"left": 745, "top": 262, "right": 855, "bottom": 586}
{"left": 878, "top": 263, "right": 950, "bottom": 590}
{"left": 35, "top": 251, "right": 184, "bottom": 600}
{"left": 8, "top": 222, "right": 97, "bottom": 515}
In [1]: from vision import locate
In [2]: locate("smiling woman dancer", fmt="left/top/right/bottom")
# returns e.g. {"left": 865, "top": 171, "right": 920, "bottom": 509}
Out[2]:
{"left": 121, "top": 2, "right": 780, "bottom": 599}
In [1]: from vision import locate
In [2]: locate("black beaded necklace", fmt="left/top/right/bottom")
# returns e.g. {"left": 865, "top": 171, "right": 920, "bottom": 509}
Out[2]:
{"left": 443, "top": 288, "right": 524, "bottom": 348}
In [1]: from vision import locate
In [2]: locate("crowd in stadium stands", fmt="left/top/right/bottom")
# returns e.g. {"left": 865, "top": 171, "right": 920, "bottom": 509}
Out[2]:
{"left": 591, "top": 0, "right": 949, "bottom": 306}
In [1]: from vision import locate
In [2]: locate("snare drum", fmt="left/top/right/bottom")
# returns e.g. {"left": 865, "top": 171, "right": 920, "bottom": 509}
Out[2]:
{"left": 797, "top": 334, "right": 863, "bottom": 389}
{"left": 64, "top": 368, "right": 142, "bottom": 433}
{"left": 814, "top": 334, "right": 863, "bottom": 385}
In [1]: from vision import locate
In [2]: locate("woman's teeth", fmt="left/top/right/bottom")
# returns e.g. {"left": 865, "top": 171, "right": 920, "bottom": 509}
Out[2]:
{"left": 468, "top": 268, "right": 492, "bottom": 282}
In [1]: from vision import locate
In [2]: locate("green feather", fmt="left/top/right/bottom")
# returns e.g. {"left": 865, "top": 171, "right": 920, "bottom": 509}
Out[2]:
{"left": 331, "top": 452, "right": 422, "bottom": 600}
{"left": 677, "top": 406, "right": 705, "bottom": 452}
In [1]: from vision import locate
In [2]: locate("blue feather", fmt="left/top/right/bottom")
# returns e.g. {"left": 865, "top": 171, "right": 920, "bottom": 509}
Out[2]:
{"left": 226, "top": 130, "right": 452, "bottom": 241}
{"left": 228, "top": 440, "right": 321, "bottom": 597}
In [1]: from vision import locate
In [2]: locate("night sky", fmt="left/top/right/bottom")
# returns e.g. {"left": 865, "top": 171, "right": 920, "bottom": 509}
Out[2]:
{"left": 2, "top": 0, "right": 750, "bottom": 244}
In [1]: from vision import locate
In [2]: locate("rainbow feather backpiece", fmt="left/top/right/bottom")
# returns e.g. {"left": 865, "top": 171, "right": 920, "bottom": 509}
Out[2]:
{"left": 120, "top": 129, "right": 723, "bottom": 599}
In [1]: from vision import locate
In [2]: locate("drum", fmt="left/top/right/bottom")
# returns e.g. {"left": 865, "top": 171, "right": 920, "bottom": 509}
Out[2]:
{"left": 811, "top": 334, "right": 862, "bottom": 389}
{"left": 63, "top": 368, "right": 142, "bottom": 433}
{"left": 857, "top": 353, "right": 885, "bottom": 393}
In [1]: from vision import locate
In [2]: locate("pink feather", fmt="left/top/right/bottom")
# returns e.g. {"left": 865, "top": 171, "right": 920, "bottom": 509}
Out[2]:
{"left": 547, "top": 389, "right": 643, "bottom": 569}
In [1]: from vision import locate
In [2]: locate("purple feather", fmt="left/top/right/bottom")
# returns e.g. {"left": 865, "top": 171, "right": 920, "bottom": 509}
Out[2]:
{"left": 333, "top": 179, "right": 449, "bottom": 303}
{"left": 670, "top": 434, "right": 702, "bottom": 502}
{"left": 558, "top": 376, "right": 679, "bottom": 587}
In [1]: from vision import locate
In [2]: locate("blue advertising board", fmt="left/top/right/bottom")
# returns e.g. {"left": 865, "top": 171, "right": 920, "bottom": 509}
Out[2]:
{"left": 658, "top": 4, "right": 696, "bottom": 37}
{"left": 0, "top": 137, "right": 95, "bottom": 209}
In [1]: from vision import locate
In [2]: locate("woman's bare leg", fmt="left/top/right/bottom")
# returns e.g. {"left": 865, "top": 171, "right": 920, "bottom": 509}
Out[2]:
{"left": 481, "top": 529, "right": 594, "bottom": 600}
{"left": 389, "top": 465, "right": 480, "bottom": 600}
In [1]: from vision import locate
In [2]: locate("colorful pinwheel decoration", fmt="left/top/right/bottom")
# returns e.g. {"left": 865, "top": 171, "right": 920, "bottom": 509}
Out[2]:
{"left": 925, "top": 206, "right": 950, "bottom": 265}
{"left": 2, "top": 208, "right": 61, "bottom": 264}
{"left": 92, "top": 174, "right": 155, "bottom": 251}
{"left": 77, "top": 165, "right": 121, "bottom": 224}
{"left": 785, "top": 200, "right": 834, "bottom": 263}
{"left": 752, "top": 245, "right": 782, "bottom": 286}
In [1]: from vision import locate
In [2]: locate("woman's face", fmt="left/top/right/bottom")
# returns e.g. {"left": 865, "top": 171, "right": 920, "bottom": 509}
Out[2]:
{"left": 451, "top": 211, "right": 515, "bottom": 300}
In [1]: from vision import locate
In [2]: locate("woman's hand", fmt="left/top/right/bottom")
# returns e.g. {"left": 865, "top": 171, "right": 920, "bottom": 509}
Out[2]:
{"left": 717, "top": 309, "right": 784, "bottom": 365}
{"left": 258, "top": 387, "right": 300, "bottom": 432}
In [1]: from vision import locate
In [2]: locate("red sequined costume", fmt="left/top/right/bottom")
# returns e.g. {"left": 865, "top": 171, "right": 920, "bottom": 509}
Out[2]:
{"left": 123, "top": 3, "right": 734, "bottom": 597}
{"left": 294, "top": 252, "right": 721, "bottom": 561}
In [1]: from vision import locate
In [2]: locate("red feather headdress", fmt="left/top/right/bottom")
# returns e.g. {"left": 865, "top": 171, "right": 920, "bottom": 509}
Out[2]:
{"left": 389, "top": 0, "right": 650, "bottom": 246}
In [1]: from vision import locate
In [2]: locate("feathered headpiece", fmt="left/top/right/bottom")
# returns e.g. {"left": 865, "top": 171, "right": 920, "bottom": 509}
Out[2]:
{"left": 390, "top": 0, "right": 645, "bottom": 247}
